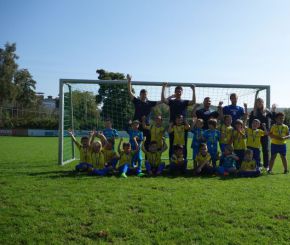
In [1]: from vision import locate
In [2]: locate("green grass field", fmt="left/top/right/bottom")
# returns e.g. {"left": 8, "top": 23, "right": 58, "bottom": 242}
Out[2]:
{"left": 1, "top": 136, "right": 290, "bottom": 244}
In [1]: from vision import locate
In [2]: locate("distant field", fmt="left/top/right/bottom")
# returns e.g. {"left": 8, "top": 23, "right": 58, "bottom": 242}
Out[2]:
{"left": 0, "top": 136, "right": 290, "bottom": 244}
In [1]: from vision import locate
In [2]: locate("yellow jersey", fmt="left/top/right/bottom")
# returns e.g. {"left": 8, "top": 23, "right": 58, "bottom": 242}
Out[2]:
{"left": 270, "top": 124, "right": 289, "bottom": 145}
{"left": 220, "top": 125, "right": 233, "bottom": 145}
{"left": 172, "top": 125, "right": 186, "bottom": 145}
{"left": 145, "top": 124, "right": 165, "bottom": 148}
{"left": 91, "top": 151, "right": 105, "bottom": 169}
{"left": 145, "top": 152, "right": 162, "bottom": 167}
{"left": 170, "top": 154, "right": 184, "bottom": 165}
{"left": 240, "top": 160, "right": 256, "bottom": 171}
{"left": 118, "top": 151, "right": 135, "bottom": 167}
{"left": 195, "top": 152, "right": 211, "bottom": 166}
{"left": 76, "top": 142, "right": 92, "bottom": 163}
{"left": 233, "top": 130, "right": 246, "bottom": 150}
{"left": 103, "top": 148, "right": 118, "bottom": 163}
{"left": 246, "top": 128, "right": 265, "bottom": 149}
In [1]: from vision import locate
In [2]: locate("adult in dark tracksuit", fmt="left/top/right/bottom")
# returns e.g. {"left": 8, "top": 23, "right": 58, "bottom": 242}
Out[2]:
{"left": 248, "top": 98, "right": 276, "bottom": 169}
{"left": 193, "top": 97, "right": 220, "bottom": 130}
{"left": 161, "top": 83, "right": 196, "bottom": 158}
{"left": 127, "top": 74, "right": 162, "bottom": 150}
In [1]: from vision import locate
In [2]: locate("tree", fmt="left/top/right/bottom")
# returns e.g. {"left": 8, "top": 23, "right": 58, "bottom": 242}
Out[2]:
{"left": 68, "top": 90, "right": 100, "bottom": 130}
{"left": 96, "top": 69, "right": 134, "bottom": 129}
{"left": 0, "top": 42, "right": 18, "bottom": 106}
{"left": 14, "top": 69, "right": 37, "bottom": 107}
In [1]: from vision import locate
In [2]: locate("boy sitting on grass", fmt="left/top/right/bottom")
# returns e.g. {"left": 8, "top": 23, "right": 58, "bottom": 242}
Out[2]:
{"left": 169, "top": 144, "right": 187, "bottom": 175}
{"left": 217, "top": 144, "right": 239, "bottom": 176}
{"left": 68, "top": 129, "right": 93, "bottom": 172}
{"left": 194, "top": 143, "right": 215, "bottom": 175}
{"left": 141, "top": 137, "right": 167, "bottom": 176}
{"left": 88, "top": 131, "right": 112, "bottom": 176}
{"left": 238, "top": 149, "right": 261, "bottom": 177}
{"left": 103, "top": 138, "right": 119, "bottom": 169}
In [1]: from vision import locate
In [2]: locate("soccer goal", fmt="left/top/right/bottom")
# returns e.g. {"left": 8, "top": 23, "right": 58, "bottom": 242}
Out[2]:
{"left": 58, "top": 79, "right": 270, "bottom": 165}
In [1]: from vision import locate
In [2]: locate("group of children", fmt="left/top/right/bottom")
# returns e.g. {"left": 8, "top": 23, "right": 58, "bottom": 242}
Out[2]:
{"left": 69, "top": 110, "right": 289, "bottom": 178}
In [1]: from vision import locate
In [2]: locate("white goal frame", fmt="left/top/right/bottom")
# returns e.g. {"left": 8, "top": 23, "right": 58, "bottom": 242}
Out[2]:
{"left": 58, "top": 79, "right": 270, "bottom": 165}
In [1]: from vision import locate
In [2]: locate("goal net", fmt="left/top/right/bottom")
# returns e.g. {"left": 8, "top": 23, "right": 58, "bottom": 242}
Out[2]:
{"left": 58, "top": 79, "right": 270, "bottom": 165}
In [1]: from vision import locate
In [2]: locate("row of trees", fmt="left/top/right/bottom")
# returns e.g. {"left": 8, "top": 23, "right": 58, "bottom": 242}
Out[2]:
{"left": 0, "top": 42, "right": 58, "bottom": 129}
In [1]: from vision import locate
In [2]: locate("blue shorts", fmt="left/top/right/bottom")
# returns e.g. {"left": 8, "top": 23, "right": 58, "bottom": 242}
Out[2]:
{"left": 271, "top": 144, "right": 286, "bottom": 156}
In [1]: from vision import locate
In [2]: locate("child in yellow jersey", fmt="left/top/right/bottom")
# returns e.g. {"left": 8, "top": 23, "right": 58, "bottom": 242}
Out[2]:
{"left": 89, "top": 131, "right": 112, "bottom": 176}
{"left": 238, "top": 149, "right": 261, "bottom": 177}
{"left": 230, "top": 119, "right": 247, "bottom": 168}
{"left": 68, "top": 129, "right": 93, "bottom": 172}
{"left": 268, "top": 112, "right": 290, "bottom": 174}
{"left": 194, "top": 143, "right": 215, "bottom": 175}
{"left": 219, "top": 115, "right": 233, "bottom": 153}
{"left": 246, "top": 119, "right": 267, "bottom": 168}
{"left": 142, "top": 137, "right": 168, "bottom": 176}
{"left": 168, "top": 114, "right": 190, "bottom": 157}
{"left": 103, "top": 138, "right": 119, "bottom": 169}
{"left": 117, "top": 137, "right": 142, "bottom": 178}
{"left": 142, "top": 115, "right": 165, "bottom": 150}
{"left": 169, "top": 144, "right": 187, "bottom": 174}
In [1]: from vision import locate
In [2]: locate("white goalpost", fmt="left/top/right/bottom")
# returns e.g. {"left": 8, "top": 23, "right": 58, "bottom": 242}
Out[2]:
{"left": 58, "top": 79, "right": 270, "bottom": 165}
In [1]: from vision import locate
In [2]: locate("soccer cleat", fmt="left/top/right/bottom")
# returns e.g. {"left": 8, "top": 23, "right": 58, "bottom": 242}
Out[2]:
{"left": 267, "top": 170, "right": 273, "bottom": 174}
{"left": 284, "top": 170, "right": 289, "bottom": 174}
{"left": 137, "top": 172, "right": 145, "bottom": 177}
{"left": 121, "top": 173, "right": 128, "bottom": 178}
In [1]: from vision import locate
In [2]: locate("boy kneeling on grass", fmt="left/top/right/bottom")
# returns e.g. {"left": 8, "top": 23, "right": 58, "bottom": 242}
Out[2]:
{"left": 141, "top": 137, "right": 167, "bottom": 176}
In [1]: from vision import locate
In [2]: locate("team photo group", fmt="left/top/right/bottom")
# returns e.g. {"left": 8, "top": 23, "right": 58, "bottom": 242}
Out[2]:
{"left": 69, "top": 75, "right": 289, "bottom": 178}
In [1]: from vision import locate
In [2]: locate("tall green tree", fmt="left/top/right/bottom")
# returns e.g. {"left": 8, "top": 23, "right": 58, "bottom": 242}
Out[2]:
{"left": 96, "top": 69, "right": 134, "bottom": 129}
{"left": 14, "top": 69, "right": 36, "bottom": 107}
{"left": 0, "top": 42, "right": 18, "bottom": 106}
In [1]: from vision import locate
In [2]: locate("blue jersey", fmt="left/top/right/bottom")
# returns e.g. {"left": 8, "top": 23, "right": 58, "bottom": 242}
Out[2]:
{"left": 223, "top": 105, "right": 244, "bottom": 124}
{"left": 220, "top": 155, "right": 237, "bottom": 168}
{"left": 203, "top": 129, "right": 220, "bottom": 152}
{"left": 191, "top": 128, "right": 204, "bottom": 148}
{"left": 103, "top": 128, "right": 119, "bottom": 140}
{"left": 128, "top": 129, "right": 143, "bottom": 150}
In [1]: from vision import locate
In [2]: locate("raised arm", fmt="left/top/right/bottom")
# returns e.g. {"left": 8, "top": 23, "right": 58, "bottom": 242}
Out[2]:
{"left": 243, "top": 103, "right": 248, "bottom": 122}
{"left": 184, "top": 119, "right": 190, "bottom": 130}
{"left": 89, "top": 130, "right": 95, "bottom": 145}
{"left": 161, "top": 137, "right": 168, "bottom": 153}
{"left": 141, "top": 137, "right": 147, "bottom": 153}
{"left": 127, "top": 74, "right": 135, "bottom": 100}
{"left": 161, "top": 82, "right": 169, "bottom": 105}
{"left": 217, "top": 101, "right": 224, "bottom": 121}
{"left": 68, "top": 129, "right": 79, "bottom": 146}
{"left": 168, "top": 122, "right": 174, "bottom": 133}
{"left": 253, "top": 92, "right": 259, "bottom": 117}
{"left": 118, "top": 137, "right": 123, "bottom": 154}
{"left": 96, "top": 131, "right": 108, "bottom": 147}
{"left": 192, "top": 103, "right": 199, "bottom": 117}
{"left": 133, "top": 136, "right": 139, "bottom": 152}
{"left": 188, "top": 84, "right": 196, "bottom": 106}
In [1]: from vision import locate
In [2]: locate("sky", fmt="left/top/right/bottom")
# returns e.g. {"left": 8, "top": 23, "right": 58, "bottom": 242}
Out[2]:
{"left": 1, "top": 0, "right": 290, "bottom": 107}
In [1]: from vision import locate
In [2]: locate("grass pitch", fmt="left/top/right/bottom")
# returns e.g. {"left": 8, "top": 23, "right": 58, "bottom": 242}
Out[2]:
{"left": 0, "top": 136, "right": 290, "bottom": 244}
